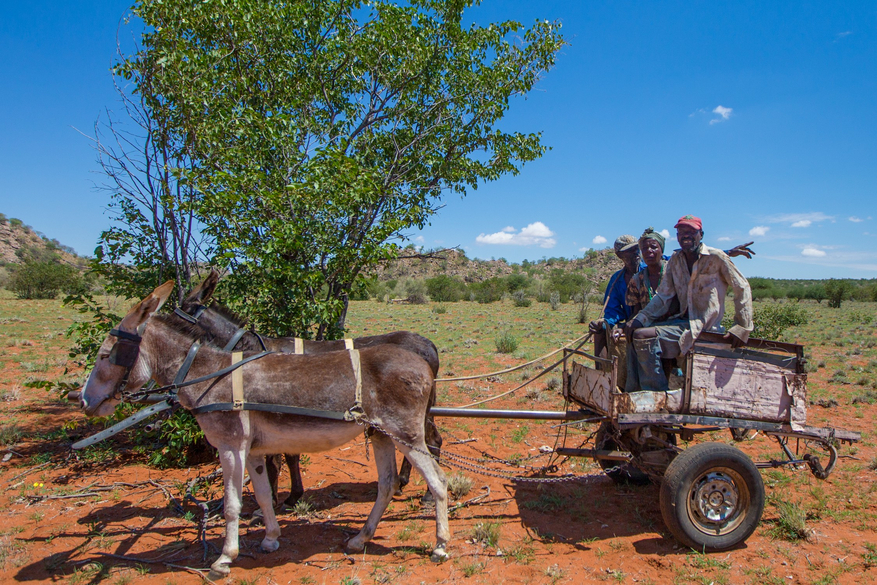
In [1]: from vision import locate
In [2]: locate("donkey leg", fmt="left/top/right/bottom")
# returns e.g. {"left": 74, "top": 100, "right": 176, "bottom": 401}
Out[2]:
{"left": 396, "top": 441, "right": 450, "bottom": 562}
{"left": 283, "top": 453, "right": 305, "bottom": 508}
{"left": 346, "top": 432, "right": 398, "bottom": 554}
{"left": 265, "top": 454, "right": 283, "bottom": 508}
{"left": 419, "top": 414, "right": 444, "bottom": 504}
{"left": 398, "top": 458, "right": 413, "bottom": 491}
{"left": 209, "top": 445, "right": 248, "bottom": 579}
{"left": 246, "top": 454, "right": 281, "bottom": 552}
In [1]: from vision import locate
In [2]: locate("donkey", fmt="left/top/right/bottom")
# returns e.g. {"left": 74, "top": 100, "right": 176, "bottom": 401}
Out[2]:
{"left": 79, "top": 282, "right": 449, "bottom": 579}
{"left": 177, "top": 270, "right": 442, "bottom": 507}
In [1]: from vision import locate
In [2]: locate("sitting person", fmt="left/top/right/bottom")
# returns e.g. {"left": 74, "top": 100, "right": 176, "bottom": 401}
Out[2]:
{"left": 624, "top": 215, "right": 753, "bottom": 393}
{"left": 589, "top": 234, "right": 640, "bottom": 389}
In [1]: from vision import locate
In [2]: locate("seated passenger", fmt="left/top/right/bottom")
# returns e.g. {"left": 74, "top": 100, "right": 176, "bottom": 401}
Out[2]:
{"left": 624, "top": 215, "right": 753, "bottom": 393}
{"left": 589, "top": 234, "right": 640, "bottom": 389}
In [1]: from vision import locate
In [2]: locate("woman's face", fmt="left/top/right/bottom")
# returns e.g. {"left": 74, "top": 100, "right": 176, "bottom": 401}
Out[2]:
{"left": 640, "top": 238, "right": 663, "bottom": 267}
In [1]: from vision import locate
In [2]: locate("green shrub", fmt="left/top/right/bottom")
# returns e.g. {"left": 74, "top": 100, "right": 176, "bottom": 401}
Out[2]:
{"left": 8, "top": 260, "right": 83, "bottom": 299}
{"left": 403, "top": 279, "right": 428, "bottom": 304}
{"left": 471, "top": 277, "right": 506, "bottom": 304}
{"left": 512, "top": 290, "right": 531, "bottom": 307}
{"left": 495, "top": 331, "right": 519, "bottom": 353}
{"left": 752, "top": 302, "right": 809, "bottom": 340}
{"left": 425, "top": 274, "right": 465, "bottom": 302}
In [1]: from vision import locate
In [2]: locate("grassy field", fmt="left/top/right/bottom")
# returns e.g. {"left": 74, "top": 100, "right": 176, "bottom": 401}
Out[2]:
{"left": 0, "top": 291, "right": 875, "bottom": 584}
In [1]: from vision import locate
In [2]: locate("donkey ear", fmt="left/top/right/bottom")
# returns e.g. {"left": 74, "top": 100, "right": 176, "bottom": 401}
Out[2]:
{"left": 183, "top": 270, "right": 220, "bottom": 306}
{"left": 119, "top": 280, "right": 175, "bottom": 331}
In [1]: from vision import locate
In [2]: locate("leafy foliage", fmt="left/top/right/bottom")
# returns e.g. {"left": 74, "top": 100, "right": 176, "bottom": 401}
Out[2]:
{"left": 118, "top": 0, "right": 566, "bottom": 338}
{"left": 824, "top": 279, "right": 852, "bottom": 308}
{"left": 8, "top": 261, "right": 84, "bottom": 299}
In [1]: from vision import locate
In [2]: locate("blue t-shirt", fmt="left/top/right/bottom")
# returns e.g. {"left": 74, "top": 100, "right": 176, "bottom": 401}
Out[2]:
{"left": 601, "top": 256, "right": 670, "bottom": 326}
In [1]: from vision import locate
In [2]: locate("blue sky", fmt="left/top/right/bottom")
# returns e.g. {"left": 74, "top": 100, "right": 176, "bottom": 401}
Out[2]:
{"left": 1, "top": 1, "right": 875, "bottom": 279}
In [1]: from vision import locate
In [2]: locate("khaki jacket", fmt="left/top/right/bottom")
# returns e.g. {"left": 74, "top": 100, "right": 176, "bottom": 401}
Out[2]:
{"left": 633, "top": 245, "right": 753, "bottom": 354}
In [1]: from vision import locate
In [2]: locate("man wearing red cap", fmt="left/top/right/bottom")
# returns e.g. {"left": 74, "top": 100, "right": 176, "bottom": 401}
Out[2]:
{"left": 624, "top": 215, "right": 753, "bottom": 393}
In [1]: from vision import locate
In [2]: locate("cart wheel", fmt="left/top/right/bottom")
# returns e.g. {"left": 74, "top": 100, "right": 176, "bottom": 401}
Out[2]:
{"left": 659, "top": 442, "right": 764, "bottom": 551}
{"left": 595, "top": 422, "right": 650, "bottom": 485}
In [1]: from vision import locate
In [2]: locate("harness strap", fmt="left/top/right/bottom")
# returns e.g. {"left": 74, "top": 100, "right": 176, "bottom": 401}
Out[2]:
{"left": 153, "top": 350, "right": 272, "bottom": 394}
{"left": 223, "top": 328, "right": 247, "bottom": 352}
{"left": 231, "top": 351, "right": 244, "bottom": 410}
{"left": 173, "top": 341, "right": 202, "bottom": 385}
{"left": 173, "top": 306, "right": 205, "bottom": 325}
{"left": 190, "top": 402, "right": 349, "bottom": 419}
{"left": 294, "top": 337, "right": 303, "bottom": 354}
{"left": 344, "top": 348, "right": 366, "bottom": 422}
{"left": 344, "top": 339, "right": 354, "bottom": 350}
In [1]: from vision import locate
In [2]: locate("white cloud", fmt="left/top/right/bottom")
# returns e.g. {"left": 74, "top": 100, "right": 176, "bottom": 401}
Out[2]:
{"left": 791, "top": 220, "right": 811, "bottom": 228}
{"left": 592, "top": 235, "right": 607, "bottom": 245}
{"left": 835, "top": 31, "right": 852, "bottom": 41}
{"left": 710, "top": 105, "right": 732, "bottom": 124}
{"left": 476, "top": 221, "right": 556, "bottom": 248}
{"left": 802, "top": 247, "right": 826, "bottom": 257}
{"left": 849, "top": 216, "right": 867, "bottom": 223}
{"left": 716, "top": 236, "right": 732, "bottom": 242}
{"left": 659, "top": 229, "right": 670, "bottom": 239}
{"left": 413, "top": 235, "right": 425, "bottom": 243}
{"left": 749, "top": 226, "right": 770, "bottom": 237}
{"left": 762, "top": 212, "right": 834, "bottom": 225}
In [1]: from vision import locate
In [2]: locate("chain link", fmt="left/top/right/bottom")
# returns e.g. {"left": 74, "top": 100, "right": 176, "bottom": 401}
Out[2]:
{"left": 362, "top": 418, "right": 625, "bottom": 484}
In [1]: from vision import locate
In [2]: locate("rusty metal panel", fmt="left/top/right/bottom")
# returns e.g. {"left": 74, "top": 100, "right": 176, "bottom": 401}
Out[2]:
{"left": 566, "top": 360, "right": 614, "bottom": 415}
{"left": 687, "top": 352, "right": 807, "bottom": 425}
{"left": 615, "top": 389, "right": 683, "bottom": 414}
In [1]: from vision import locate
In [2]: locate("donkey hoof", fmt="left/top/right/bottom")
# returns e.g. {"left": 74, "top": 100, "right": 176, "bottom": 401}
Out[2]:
{"left": 430, "top": 547, "right": 449, "bottom": 563}
{"left": 420, "top": 490, "right": 435, "bottom": 504}
{"left": 208, "top": 567, "right": 230, "bottom": 581}
{"left": 345, "top": 538, "right": 366, "bottom": 554}
{"left": 260, "top": 538, "right": 280, "bottom": 553}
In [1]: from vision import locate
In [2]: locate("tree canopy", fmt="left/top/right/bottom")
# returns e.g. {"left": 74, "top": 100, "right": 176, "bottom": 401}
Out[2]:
{"left": 112, "top": 0, "right": 565, "bottom": 337}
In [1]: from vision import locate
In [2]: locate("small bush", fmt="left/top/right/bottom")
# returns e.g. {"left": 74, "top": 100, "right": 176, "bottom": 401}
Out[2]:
{"left": 549, "top": 291, "right": 560, "bottom": 311}
{"left": 431, "top": 304, "right": 447, "bottom": 314}
{"left": 512, "top": 290, "right": 531, "bottom": 307}
{"left": 404, "top": 279, "right": 428, "bottom": 304}
{"left": 447, "top": 473, "right": 474, "bottom": 499}
{"left": 425, "top": 275, "right": 465, "bottom": 302}
{"left": 769, "top": 499, "right": 811, "bottom": 541}
{"left": 495, "top": 331, "right": 519, "bottom": 354}
{"left": 471, "top": 521, "right": 501, "bottom": 547}
{"left": 8, "top": 260, "right": 84, "bottom": 299}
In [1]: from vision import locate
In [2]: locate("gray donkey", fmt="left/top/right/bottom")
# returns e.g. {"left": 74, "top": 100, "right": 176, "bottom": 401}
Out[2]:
{"left": 177, "top": 270, "right": 442, "bottom": 507}
{"left": 79, "top": 282, "right": 449, "bottom": 579}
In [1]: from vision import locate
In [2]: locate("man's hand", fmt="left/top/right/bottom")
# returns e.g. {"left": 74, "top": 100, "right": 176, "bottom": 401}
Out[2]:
{"left": 624, "top": 319, "right": 642, "bottom": 344}
{"left": 726, "top": 241, "right": 755, "bottom": 259}
{"left": 588, "top": 319, "right": 605, "bottom": 334}
{"left": 722, "top": 331, "right": 746, "bottom": 348}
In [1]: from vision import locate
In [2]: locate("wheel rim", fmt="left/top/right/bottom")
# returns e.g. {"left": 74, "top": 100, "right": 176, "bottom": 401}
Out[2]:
{"left": 686, "top": 467, "right": 750, "bottom": 536}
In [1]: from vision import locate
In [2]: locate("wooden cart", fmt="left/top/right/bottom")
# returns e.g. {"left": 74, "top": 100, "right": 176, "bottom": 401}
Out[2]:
{"left": 558, "top": 331, "right": 860, "bottom": 551}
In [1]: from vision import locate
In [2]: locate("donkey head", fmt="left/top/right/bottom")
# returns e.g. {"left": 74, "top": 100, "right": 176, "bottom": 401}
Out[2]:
{"left": 80, "top": 281, "right": 174, "bottom": 417}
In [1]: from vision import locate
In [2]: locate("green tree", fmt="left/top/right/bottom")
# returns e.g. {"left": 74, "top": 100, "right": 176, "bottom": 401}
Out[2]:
{"left": 824, "top": 279, "right": 851, "bottom": 309}
{"left": 118, "top": 0, "right": 565, "bottom": 338}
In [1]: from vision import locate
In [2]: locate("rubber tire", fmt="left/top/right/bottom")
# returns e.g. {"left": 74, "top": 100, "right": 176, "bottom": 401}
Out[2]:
{"left": 660, "top": 442, "right": 765, "bottom": 551}
{"left": 595, "top": 422, "right": 650, "bottom": 485}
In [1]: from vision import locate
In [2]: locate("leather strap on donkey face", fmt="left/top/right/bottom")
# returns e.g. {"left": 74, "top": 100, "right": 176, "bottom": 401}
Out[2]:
{"left": 108, "top": 328, "right": 142, "bottom": 369}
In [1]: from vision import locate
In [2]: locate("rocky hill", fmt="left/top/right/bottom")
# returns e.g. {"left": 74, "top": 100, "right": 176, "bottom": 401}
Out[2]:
{"left": 0, "top": 216, "right": 84, "bottom": 268}
{"left": 372, "top": 247, "right": 623, "bottom": 285}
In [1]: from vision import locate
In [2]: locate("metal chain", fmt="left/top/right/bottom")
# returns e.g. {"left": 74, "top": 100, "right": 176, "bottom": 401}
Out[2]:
{"left": 363, "top": 418, "right": 624, "bottom": 484}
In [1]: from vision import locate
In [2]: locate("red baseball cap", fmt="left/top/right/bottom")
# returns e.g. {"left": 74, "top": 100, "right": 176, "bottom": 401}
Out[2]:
{"left": 674, "top": 215, "right": 702, "bottom": 231}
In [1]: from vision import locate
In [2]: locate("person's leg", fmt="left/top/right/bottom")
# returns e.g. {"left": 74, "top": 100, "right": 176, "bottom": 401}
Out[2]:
{"left": 631, "top": 320, "right": 688, "bottom": 392}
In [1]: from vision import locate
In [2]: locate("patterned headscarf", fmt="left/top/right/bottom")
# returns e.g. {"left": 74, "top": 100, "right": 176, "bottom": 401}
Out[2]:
{"left": 639, "top": 227, "right": 665, "bottom": 251}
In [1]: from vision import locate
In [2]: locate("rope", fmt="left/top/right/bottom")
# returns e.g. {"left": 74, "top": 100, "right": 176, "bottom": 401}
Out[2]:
{"left": 436, "top": 332, "right": 590, "bottom": 382}
{"left": 448, "top": 333, "right": 592, "bottom": 409}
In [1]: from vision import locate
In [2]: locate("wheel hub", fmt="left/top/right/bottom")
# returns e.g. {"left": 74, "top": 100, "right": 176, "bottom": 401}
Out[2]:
{"left": 692, "top": 471, "right": 739, "bottom": 525}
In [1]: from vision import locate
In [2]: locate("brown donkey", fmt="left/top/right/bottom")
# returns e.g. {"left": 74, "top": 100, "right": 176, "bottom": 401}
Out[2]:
{"left": 79, "top": 282, "right": 450, "bottom": 579}
{"left": 177, "top": 270, "right": 442, "bottom": 507}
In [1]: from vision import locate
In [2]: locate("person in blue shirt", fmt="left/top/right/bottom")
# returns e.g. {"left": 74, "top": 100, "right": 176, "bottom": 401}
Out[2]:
{"left": 589, "top": 235, "right": 641, "bottom": 386}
